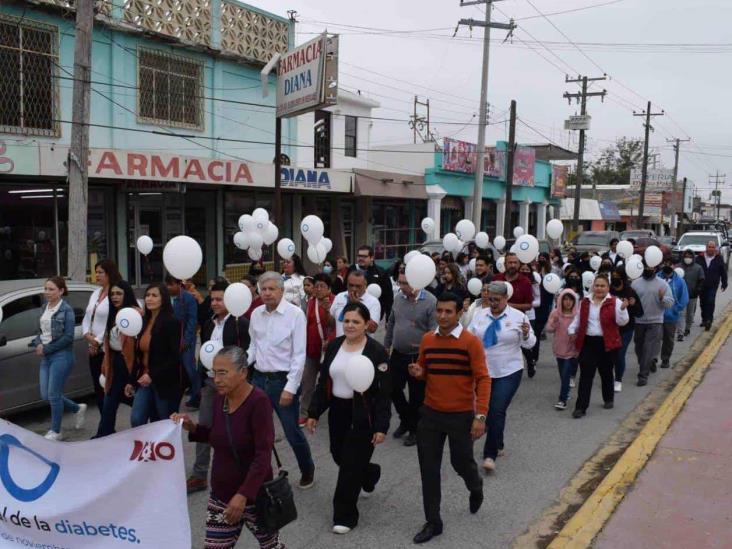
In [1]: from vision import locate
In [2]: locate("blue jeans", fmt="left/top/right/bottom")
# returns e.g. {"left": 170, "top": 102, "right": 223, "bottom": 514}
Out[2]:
{"left": 614, "top": 329, "right": 634, "bottom": 382}
{"left": 484, "top": 368, "right": 523, "bottom": 459}
{"left": 181, "top": 346, "right": 200, "bottom": 403}
{"left": 96, "top": 351, "right": 129, "bottom": 437}
{"left": 252, "top": 371, "right": 314, "bottom": 475}
{"left": 130, "top": 385, "right": 181, "bottom": 427}
{"left": 556, "top": 357, "right": 577, "bottom": 403}
{"left": 39, "top": 350, "right": 80, "bottom": 433}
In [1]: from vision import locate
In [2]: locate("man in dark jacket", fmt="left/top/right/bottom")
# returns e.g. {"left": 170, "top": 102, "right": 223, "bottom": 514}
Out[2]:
{"left": 186, "top": 280, "right": 250, "bottom": 494}
{"left": 165, "top": 275, "right": 199, "bottom": 408}
{"left": 695, "top": 240, "right": 728, "bottom": 330}
{"left": 349, "top": 245, "right": 394, "bottom": 320}
{"left": 679, "top": 249, "right": 704, "bottom": 339}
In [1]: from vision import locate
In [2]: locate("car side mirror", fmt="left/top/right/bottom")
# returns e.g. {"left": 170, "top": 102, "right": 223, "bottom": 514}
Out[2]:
{"left": 0, "top": 335, "right": 7, "bottom": 347}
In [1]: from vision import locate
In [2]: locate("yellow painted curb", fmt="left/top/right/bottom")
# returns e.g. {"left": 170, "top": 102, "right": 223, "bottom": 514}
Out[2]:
{"left": 548, "top": 311, "right": 732, "bottom": 549}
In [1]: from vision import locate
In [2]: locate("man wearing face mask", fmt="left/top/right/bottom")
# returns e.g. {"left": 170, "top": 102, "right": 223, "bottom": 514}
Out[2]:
{"left": 695, "top": 240, "right": 728, "bottom": 330}
{"left": 678, "top": 249, "right": 704, "bottom": 339}
{"left": 631, "top": 262, "right": 675, "bottom": 386}
{"left": 657, "top": 256, "right": 688, "bottom": 368}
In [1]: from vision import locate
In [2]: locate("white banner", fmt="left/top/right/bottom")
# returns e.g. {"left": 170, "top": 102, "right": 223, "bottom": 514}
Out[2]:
{"left": 629, "top": 168, "right": 674, "bottom": 191}
{"left": 0, "top": 419, "right": 190, "bottom": 548}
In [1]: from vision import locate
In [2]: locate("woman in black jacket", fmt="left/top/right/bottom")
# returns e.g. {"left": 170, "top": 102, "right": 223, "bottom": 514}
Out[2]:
{"left": 306, "top": 302, "right": 391, "bottom": 535}
{"left": 128, "top": 283, "right": 182, "bottom": 426}
{"left": 610, "top": 265, "right": 644, "bottom": 392}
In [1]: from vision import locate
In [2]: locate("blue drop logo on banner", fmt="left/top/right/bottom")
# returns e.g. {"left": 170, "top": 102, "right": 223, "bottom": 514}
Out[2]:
{"left": 0, "top": 434, "right": 60, "bottom": 502}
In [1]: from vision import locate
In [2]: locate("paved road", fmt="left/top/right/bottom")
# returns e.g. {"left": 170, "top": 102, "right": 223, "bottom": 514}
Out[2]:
{"left": 8, "top": 289, "right": 732, "bottom": 549}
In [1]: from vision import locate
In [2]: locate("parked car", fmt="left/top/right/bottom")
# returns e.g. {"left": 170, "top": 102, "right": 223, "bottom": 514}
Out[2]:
{"left": 620, "top": 229, "right": 656, "bottom": 241}
{"left": 633, "top": 237, "right": 662, "bottom": 256}
{"left": 673, "top": 232, "right": 730, "bottom": 267}
{"left": 570, "top": 230, "right": 621, "bottom": 255}
{"left": 0, "top": 279, "right": 97, "bottom": 416}
{"left": 657, "top": 236, "right": 676, "bottom": 247}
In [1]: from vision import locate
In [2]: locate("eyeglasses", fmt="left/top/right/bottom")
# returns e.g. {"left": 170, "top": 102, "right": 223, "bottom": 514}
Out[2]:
{"left": 357, "top": 254, "right": 370, "bottom": 259}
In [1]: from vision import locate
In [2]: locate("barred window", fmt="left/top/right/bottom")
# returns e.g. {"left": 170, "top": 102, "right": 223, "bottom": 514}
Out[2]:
{"left": 0, "top": 14, "right": 59, "bottom": 137}
{"left": 138, "top": 48, "right": 203, "bottom": 129}
{"left": 345, "top": 115, "right": 358, "bottom": 158}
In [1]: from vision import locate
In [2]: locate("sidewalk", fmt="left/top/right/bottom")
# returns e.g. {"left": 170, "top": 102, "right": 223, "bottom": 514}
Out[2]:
{"left": 595, "top": 331, "right": 732, "bottom": 548}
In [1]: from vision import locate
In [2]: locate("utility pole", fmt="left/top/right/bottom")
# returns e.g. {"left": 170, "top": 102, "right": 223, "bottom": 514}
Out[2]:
{"left": 709, "top": 171, "right": 726, "bottom": 220}
{"left": 503, "top": 100, "right": 517, "bottom": 238}
{"left": 67, "top": 0, "right": 94, "bottom": 281}
{"left": 679, "top": 176, "right": 688, "bottom": 236}
{"left": 410, "top": 96, "right": 432, "bottom": 143}
{"left": 456, "top": 0, "right": 515, "bottom": 231}
{"left": 563, "top": 75, "right": 607, "bottom": 234}
{"left": 633, "top": 101, "right": 664, "bottom": 227}
{"left": 667, "top": 137, "right": 690, "bottom": 238}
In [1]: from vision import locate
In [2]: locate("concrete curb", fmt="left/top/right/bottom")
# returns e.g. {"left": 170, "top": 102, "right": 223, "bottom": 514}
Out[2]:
{"left": 546, "top": 309, "right": 732, "bottom": 548}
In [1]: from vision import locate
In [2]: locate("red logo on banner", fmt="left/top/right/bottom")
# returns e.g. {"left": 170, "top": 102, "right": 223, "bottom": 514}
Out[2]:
{"left": 129, "top": 441, "right": 175, "bottom": 462}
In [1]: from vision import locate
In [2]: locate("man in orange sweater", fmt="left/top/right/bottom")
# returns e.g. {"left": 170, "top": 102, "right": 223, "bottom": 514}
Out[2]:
{"left": 408, "top": 292, "right": 491, "bottom": 544}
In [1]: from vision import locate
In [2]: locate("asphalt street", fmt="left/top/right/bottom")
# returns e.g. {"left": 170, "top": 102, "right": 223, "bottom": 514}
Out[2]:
{"left": 8, "top": 288, "right": 732, "bottom": 549}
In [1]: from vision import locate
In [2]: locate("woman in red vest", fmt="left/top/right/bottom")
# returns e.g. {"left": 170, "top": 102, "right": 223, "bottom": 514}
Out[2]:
{"left": 568, "top": 273, "right": 630, "bottom": 418}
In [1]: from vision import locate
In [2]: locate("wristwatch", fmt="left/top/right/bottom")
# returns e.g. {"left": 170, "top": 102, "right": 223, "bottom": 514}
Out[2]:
{"left": 475, "top": 414, "right": 487, "bottom": 423}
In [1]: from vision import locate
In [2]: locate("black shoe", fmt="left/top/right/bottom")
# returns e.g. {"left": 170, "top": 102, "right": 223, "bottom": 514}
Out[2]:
{"left": 650, "top": 361, "right": 657, "bottom": 373}
{"left": 403, "top": 432, "right": 418, "bottom": 447}
{"left": 637, "top": 379, "right": 647, "bottom": 387}
{"left": 705, "top": 322, "right": 711, "bottom": 332}
{"left": 661, "top": 361, "right": 670, "bottom": 369}
{"left": 363, "top": 464, "right": 381, "bottom": 494}
{"left": 684, "top": 329, "right": 690, "bottom": 336}
{"left": 414, "top": 523, "right": 443, "bottom": 544}
{"left": 572, "top": 409, "right": 585, "bottom": 419}
{"left": 603, "top": 401, "right": 614, "bottom": 409}
{"left": 393, "top": 423, "right": 408, "bottom": 439}
{"left": 527, "top": 361, "right": 536, "bottom": 378}
{"left": 469, "top": 488, "right": 484, "bottom": 514}
{"left": 677, "top": 335, "right": 684, "bottom": 342}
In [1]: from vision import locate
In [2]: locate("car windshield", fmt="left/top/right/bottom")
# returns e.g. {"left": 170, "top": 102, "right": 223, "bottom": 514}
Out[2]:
{"left": 575, "top": 234, "right": 610, "bottom": 246}
{"left": 622, "top": 231, "right": 651, "bottom": 238}
{"left": 678, "top": 234, "right": 718, "bottom": 247}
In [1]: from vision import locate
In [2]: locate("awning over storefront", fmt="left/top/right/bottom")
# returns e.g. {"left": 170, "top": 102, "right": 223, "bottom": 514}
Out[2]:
{"left": 560, "top": 198, "right": 603, "bottom": 220}
{"left": 353, "top": 169, "right": 428, "bottom": 199}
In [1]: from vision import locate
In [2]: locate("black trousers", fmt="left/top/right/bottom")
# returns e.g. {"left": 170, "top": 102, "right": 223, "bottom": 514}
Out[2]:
{"left": 328, "top": 397, "right": 379, "bottom": 528}
{"left": 417, "top": 406, "right": 482, "bottom": 528}
{"left": 389, "top": 350, "right": 425, "bottom": 433}
{"left": 88, "top": 351, "right": 105, "bottom": 412}
{"left": 575, "top": 336, "right": 616, "bottom": 412}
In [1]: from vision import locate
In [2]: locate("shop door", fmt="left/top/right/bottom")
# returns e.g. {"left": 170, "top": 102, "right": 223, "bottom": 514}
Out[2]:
{"left": 128, "top": 198, "right": 164, "bottom": 287}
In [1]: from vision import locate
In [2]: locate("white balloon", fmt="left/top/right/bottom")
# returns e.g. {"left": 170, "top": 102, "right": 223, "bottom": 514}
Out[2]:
{"left": 262, "top": 222, "right": 279, "bottom": 245}
{"left": 443, "top": 233, "right": 461, "bottom": 254}
{"left": 674, "top": 267, "right": 685, "bottom": 279}
{"left": 496, "top": 256, "right": 506, "bottom": 273}
{"left": 629, "top": 253, "right": 643, "bottom": 264}
{"left": 115, "top": 307, "right": 143, "bottom": 337}
{"left": 405, "top": 254, "right": 437, "bottom": 290}
{"left": 404, "top": 250, "right": 420, "bottom": 264}
{"left": 515, "top": 234, "right": 540, "bottom": 264}
{"left": 513, "top": 226, "right": 525, "bottom": 238}
{"left": 590, "top": 255, "right": 603, "bottom": 271}
{"left": 469, "top": 258, "right": 477, "bottom": 273}
{"left": 301, "top": 215, "right": 325, "bottom": 243}
{"left": 367, "top": 283, "right": 382, "bottom": 298}
{"left": 503, "top": 281, "right": 513, "bottom": 300}
{"left": 546, "top": 219, "right": 564, "bottom": 240}
{"left": 542, "top": 273, "right": 562, "bottom": 294}
{"left": 247, "top": 231, "right": 263, "bottom": 251}
{"left": 616, "top": 240, "right": 634, "bottom": 259}
{"left": 199, "top": 340, "right": 223, "bottom": 371}
{"left": 277, "top": 238, "right": 296, "bottom": 260}
{"left": 644, "top": 245, "right": 663, "bottom": 268}
{"left": 163, "top": 235, "right": 202, "bottom": 280}
{"left": 582, "top": 271, "right": 595, "bottom": 290}
{"left": 467, "top": 277, "right": 482, "bottom": 296}
{"left": 475, "top": 232, "right": 490, "bottom": 249}
{"left": 494, "top": 236, "right": 506, "bottom": 251}
{"left": 254, "top": 218, "right": 268, "bottom": 233}
{"left": 136, "top": 235, "right": 153, "bottom": 256}
{"left": 455, "top": 219, "right": 476, "bottom": 242}
{"left": 238, "top": 214, "right": 254, "bottom": 232}
{"left": 252, "top": 207, "right": 269, "bottom": 223}
{"left": 307, "top": 242, "right": 327, "bottom": 264}
{"left": 421, "top": 217, "right": 435, "bottom": 235}
{"left": 223, "top": 283, "right": 253, "bottom": 317}
{"left": 233, "top": 231, "right": 250, "bottom": 250}
{"left": 626, "top": 257, "right": 644, "bottom": 280}
{"left": 248, "top": 247, "right": 263, "bottom": 261}
{"left": 345, "top": 355, "right": 375, "bottom": 393}
{"left": 510, "top": 244, "right": 518, "bottom": 254}
{"left": 321, "top": 237, "right": 333, "bottom": 253}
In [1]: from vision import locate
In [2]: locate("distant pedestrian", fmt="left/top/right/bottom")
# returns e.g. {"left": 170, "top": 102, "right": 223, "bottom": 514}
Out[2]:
{"left": 609, "top": 266, "right": 643, "bottom": 393}
{"left": 330, "top": 270, "right": 381, "bottom": 336}
{"left": 166, "top": 275, "right": 199, "bottom": 408}
{"left": 518, "top": 262, "right": 542, "bottom": 377}
{"left": 695, "top": 240, "right": 728, "bottom": 330}
{"left": 545, "top": 288, "right": 579, "bottom": 410}
{"left": 678, "top": 249, "right": 704, "bottom": 338}
{"left": 282, "top": 254, "right": 307, "bottom": 308}
{"left": 241, "top": 275, "right": 263, "bottom": 320}
{"left": 657, "top": 256, "right": 688, "bottom": 368}
{"left": 493, "top": 253, "right": 534, "bottom": 317}
{"left": 349, "top": 245, "right": 393, "bottom": 320}
{"left": 437, "top": 263, "right": 468, "bottom": 303}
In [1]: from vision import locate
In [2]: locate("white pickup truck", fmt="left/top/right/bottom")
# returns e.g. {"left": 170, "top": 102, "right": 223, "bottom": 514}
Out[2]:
{"left": 674, "top": 231, "right": 730, "bottom": 268}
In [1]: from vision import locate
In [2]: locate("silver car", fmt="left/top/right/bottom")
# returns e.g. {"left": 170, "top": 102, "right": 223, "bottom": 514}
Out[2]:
{"left": 0, "top": 279, "right": 98, "bottom": 415}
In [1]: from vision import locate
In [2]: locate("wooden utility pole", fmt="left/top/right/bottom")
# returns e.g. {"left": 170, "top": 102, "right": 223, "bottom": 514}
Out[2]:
{"left": 563, "top": 75, "right": 606, "bottom": 234}
{"left": 503, "top": 100, "right": 516, "bottom": 238}
{"left": 634, "top": 101, "right": 664, "bottom": 226}
{"left": 67, "top": 0, "right": 94, "bottom": 281}
{"left": 667, "top": 137, "right": 690, "bottom": 238}
{"left": 709, "top": 171, "right": 726, "bottom": 220}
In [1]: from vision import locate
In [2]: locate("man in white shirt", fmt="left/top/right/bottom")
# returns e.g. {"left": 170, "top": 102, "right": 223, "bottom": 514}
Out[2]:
{"left": 330, "top": 270, "right": 381, "bottom": 336}
{"left": 248, "top": 271, "right": 314, "bottom": 489}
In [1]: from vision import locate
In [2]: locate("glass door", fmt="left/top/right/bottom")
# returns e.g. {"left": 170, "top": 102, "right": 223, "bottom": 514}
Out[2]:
{"left": 128, "top": 195, "right": 165, "bottom": 287}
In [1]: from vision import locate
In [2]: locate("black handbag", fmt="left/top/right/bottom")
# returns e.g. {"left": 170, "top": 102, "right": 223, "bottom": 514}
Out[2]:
{"left": 223, "top": 399, "right": 297, "bottom": 533}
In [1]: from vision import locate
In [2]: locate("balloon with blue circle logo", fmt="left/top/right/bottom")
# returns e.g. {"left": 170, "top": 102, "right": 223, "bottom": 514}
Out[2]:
{"left": 277, "top": 238, "right": 296, "bottom": 260}
{"left": 116, "top": 307, "right": 143, "bottom": 337}
{"left": 199, "top": 340, "right": 223, "bottom": 371}
{"left": 515, "top": 234, "right": 539, "bottom": 264}
{"left": 301, "top": 215, "right": 324, "bottom": 244}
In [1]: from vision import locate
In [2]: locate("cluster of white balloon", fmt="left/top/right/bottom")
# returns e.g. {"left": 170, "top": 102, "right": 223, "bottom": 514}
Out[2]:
{"left": 234, "top": 208, "right": 279, "bottom": 261}
{"left": 296, "top": 215, "right": 332, "bottom": 264}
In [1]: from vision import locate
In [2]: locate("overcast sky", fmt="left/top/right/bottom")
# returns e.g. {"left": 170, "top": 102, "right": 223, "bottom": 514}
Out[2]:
{"left": 265, "top": 0, "right": 732, "bottom": 202}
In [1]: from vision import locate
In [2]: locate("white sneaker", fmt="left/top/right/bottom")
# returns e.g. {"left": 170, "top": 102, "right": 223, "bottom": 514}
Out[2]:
{"left": 614, "top": 381, "right": 622, "bottom": 393}
{"left": 332, "top": 525, "right": 351, "bottom": 535}
{"left": 44, "top": 430, "right": 63, "bottom": 441}
{"left": 74, "top": 403, "right": 88, "bottom": 429}
{"left": 569, "top": 378, "right": 576, "bottom": 388}
{"left": 482, "top": 457, "right": 496, "bottom": 472}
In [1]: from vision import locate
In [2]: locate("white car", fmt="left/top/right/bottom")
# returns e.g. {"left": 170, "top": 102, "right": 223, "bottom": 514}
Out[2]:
{"left": 675, "top": 232, "right": 730, "bottom": 267}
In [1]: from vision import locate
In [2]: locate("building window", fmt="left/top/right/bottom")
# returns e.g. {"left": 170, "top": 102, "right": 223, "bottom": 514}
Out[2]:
{"left": 138, "top": 48, "right": 203, "bottom": 129}
{"left": 314, "top": 110, "right": 331, "bottom": 168}
{"left": 345, "top": 115, "right": 357, "bottom": 158}
{"left": 0, "top": 14, "right": 59, "bottom": 137}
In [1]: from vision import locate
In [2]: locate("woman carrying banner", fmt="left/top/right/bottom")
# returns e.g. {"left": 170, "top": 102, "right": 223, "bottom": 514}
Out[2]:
{"left": 172, "top": 346, "right": 284, "bottom": 549}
